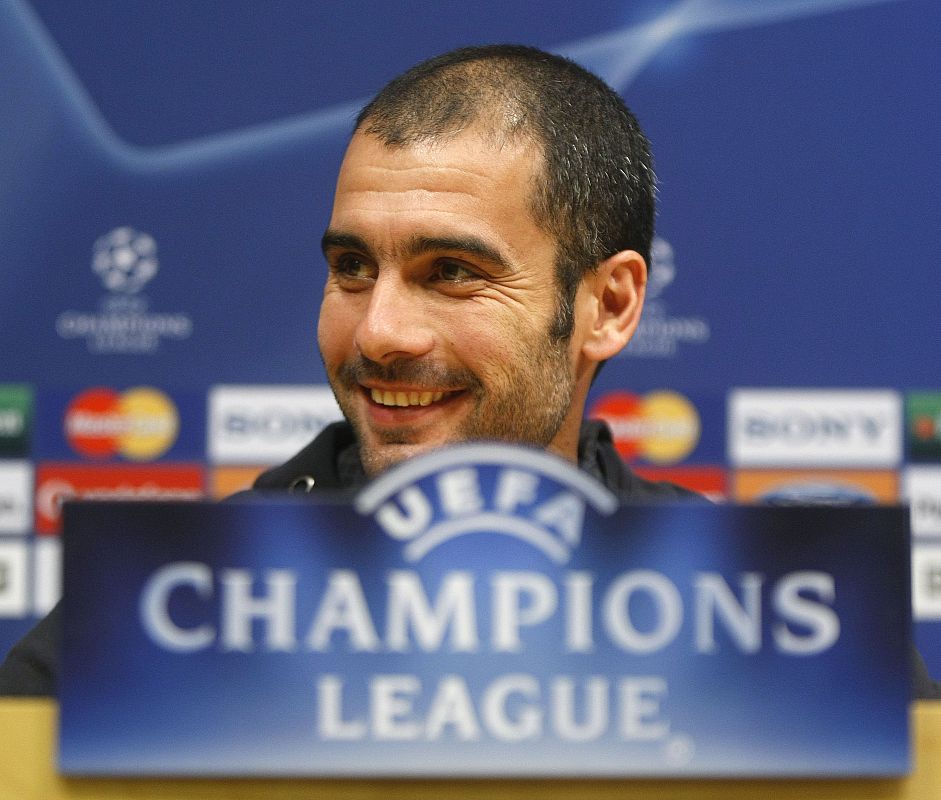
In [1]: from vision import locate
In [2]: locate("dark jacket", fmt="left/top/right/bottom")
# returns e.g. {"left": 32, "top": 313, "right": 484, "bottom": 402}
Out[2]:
{"left": 2, "top": 420, "right": 938, "bottom": 699}
{"left": 251, "top": 419, "right": 702, "bottom": 501}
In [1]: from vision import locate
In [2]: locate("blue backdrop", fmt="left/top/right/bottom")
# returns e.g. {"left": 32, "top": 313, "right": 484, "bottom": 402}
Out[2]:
{"left": 2, "top": 0, "right": 939, "bottom": 670}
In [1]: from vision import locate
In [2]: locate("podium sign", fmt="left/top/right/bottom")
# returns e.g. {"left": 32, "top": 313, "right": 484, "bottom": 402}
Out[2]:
{"left": 59, "top": 445, "right": 910, "bottom": 777}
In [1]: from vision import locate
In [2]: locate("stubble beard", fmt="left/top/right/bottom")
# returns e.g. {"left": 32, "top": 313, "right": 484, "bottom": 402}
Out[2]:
{"left": 328, "top": 335, "right": 576, "bottom": 477}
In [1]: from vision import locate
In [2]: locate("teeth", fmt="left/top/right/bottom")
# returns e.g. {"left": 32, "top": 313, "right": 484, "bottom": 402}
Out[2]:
{"left": 370, "top": 389, "right": 445, "bottom": 407}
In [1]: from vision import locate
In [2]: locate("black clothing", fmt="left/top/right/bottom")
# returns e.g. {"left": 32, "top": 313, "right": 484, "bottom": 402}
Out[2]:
{"left": 914, "top": 648, "right": 941, "bottom": 700}
{"left": 251, "top": 419, "right": 701, "bottom": 502}
{"left": 0, "top": 605, "right": 59, "bottom": 697}
{"left": 1, "top": 420, "right": 938, "bottom": 700}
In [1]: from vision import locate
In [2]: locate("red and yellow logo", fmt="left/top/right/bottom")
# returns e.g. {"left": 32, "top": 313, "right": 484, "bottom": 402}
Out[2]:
{"left": 589, "top": 390, "right": 700, "bottom": 464}
{"left": 64, "top": 387, "right": 179, "bottom": 461}
{"left": 34, "top": 463, "right": 204, "bottom": 534}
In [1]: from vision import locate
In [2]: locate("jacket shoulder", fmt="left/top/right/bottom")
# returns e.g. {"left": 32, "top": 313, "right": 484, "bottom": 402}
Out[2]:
{"left": 251, "top": 421, "right": 356, "bottom": 492}
{"left": 0, "top": 601, "right": 60, "bottom": 696}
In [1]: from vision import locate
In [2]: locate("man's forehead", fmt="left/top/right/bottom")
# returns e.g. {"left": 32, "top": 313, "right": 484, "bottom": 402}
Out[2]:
{"left": 339, "top": 124, "right": 543, "bottom": 180}
{"left": 331, "top": 127, "right": 553, "bottom": 260}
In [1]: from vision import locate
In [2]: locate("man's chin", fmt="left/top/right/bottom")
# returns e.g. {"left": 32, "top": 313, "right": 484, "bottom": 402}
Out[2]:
{"left": 359, "top": 440, "right": 442, "bottom": 478}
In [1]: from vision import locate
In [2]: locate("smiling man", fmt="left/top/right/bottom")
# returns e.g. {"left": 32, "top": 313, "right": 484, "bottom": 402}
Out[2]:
{"left": 256, "top": 43, "right": 693, "bottom": 496}
{"left": 320, "top": 128, "right": 598, "bottom": 476}
{"left": 4, "top": 44, "right": 937, "bottom": 699}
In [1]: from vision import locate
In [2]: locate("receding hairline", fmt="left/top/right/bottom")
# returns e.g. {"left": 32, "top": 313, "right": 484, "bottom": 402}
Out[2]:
{"left": 355, "top": 53, "right": 555, "bottom": 148}
{"left": 351, "top": 44, "right": 655, "bottom": 342}
{"left": 349, "top": 52, "right": 565, "bottom": 258}
{"left": 341, "top": 118, "right": 554, "bottom": 241}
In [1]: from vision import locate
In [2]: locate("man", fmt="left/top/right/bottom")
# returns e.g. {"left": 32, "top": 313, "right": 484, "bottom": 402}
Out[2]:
{"left": 253, "top": 43, "right": 695, "bottom": 499}
{"left": 2, "top": 44, "right": 936, "bottom": 698}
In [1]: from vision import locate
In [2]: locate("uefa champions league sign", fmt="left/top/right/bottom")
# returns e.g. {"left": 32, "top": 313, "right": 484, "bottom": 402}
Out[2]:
{"left": 59, "top": 445, "right": 910, "bottom": 777}
{"left": 353, "top": 443, "right": 620, "bottom": 564}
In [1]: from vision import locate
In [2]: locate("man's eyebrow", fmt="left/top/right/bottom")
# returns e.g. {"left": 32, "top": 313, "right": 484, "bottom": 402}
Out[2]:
{"left": 404, "top": 235, "right": 512, "bottom": 271}
{"left": 321, "top": 230, "right": 514, "bottom": 272}
{"left": 321, "top": 230, "right": 370, "bottom": 257}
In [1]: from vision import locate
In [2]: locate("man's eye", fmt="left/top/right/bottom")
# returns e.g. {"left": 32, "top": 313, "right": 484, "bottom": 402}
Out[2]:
{"left": 433, "top": 260, "right": 479, "bottom": 282}
{"left": 334, "top": 255, "right": 374, "bottom": 280}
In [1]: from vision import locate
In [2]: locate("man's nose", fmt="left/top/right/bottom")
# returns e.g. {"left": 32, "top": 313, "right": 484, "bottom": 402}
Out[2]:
{"left": 354, "top": 274, "right": 435, "bottom": 364}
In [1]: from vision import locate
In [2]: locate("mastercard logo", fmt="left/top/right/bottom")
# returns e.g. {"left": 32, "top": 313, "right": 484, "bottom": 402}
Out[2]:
{"left": 64, "top": 387, "right": 179, "bottom": 461}
{"left": 589, "top": 390, "right": 700, "bottom": 464}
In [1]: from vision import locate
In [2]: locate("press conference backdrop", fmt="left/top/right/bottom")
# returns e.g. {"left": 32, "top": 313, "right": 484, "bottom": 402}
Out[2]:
{"left": 1, "top": 0, "right": 940, "bottom": 673}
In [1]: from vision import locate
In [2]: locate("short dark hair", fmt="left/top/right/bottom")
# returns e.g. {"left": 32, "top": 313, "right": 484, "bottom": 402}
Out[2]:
{"left": 355, "top": 44, "right": 655, "bottom": 340}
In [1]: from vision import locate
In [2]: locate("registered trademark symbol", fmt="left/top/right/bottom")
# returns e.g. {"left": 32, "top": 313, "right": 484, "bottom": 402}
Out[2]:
{"left": 664, "top": 733, "right": 695, "bottom": 765}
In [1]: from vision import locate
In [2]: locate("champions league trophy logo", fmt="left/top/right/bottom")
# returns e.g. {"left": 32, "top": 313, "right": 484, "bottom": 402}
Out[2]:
{"left": 91, "top": 227, "right": 159, "bottom": 294}
{"left": 623, "top": 236, "right": 710, "bottom": 358}
{"left": 55, "top": 226, "right": 192, "bottom": 353}
{"left": 645, "top": 236, "right": 676, "bottom": 300}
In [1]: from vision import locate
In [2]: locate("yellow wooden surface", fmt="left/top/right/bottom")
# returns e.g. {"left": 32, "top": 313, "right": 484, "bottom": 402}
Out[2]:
{"left": 0, "top": 700, "right": 937, "bottom": 800}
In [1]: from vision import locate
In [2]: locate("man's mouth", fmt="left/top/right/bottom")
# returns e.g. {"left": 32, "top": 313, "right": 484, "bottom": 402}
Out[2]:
{"left": 368, "top": 388, "right": 449, "bottom": 408}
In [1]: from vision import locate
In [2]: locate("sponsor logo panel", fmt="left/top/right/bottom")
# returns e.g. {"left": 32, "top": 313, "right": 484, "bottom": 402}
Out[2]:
{"left": 208, "top": 385, "right": 342, "bottom": 465}
{"left": 631, "top": 466, "right": 727, "bottom": 502}
{"left": 37, "top": 386, "right": 204, "bottom": 462}
{"left": 912, "top": 545, "right": 941, "bottom": 621}
{"left": 589, "top": 390, "right": 701, "bottom": 465}
{"left": 732, "top": 470, "right": 898, "bottom": 505}
{"left": 34, "top": 463, "right": 205, "bottom": 534}
{"left": 0, "top": 541, "right": 28, "bottom": 617}
{"left": 34, "top": 537, "right": 62, "bottom": 615}
{"left": 55, "top": 227, "right": 193, "bottom": 355}
{"left": 906, "top": 392, "right": 941, "bottom": 462}
{"left": 728, "top": 389, "right": 902, "bottom": 468}
{"left": 0, "top": 462, "right": 33, "bottom": 534}
{"left": 0, "top": 384, "right": 33, "bottom": 457}
{"left": 65, "top": 387, "right": 179, "bottom": 460}
{"left": 903, "top": 466, "right": 941, "bottom": 538}
{"left": 209, "top": 466, "right": 267, "bottom": 499}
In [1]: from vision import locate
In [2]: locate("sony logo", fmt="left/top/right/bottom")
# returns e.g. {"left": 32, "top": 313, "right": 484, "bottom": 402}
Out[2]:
{"left": 729, "top": 390, "right": 901, "bottom": 467}
{"left": 223, "top": 409, "right": 333, "bottom": 438}
{"left": 742, "top": 412, "right": 888, "bottom": 442}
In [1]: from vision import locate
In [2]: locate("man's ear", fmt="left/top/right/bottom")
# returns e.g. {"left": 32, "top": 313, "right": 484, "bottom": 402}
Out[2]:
{"left": 580, "top": 249, "right": 647, "bottom": 363}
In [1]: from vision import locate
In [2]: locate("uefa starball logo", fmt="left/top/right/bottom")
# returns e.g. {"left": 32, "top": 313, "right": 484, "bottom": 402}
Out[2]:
{"left": 55, "top": 227, "right": 193, "bottom": 354}
{"left": 645, "top": 237, "right": 676, "bottom": 300}
{"left": 622, "top": 237, "right": 710, "bottom": 359}
{"left": 91, "top": 227, "right": 159, "bottom": 294}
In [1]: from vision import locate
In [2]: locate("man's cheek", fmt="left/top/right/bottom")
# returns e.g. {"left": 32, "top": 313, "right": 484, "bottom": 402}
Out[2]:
{"left": 317, "top": 311, "right": 348, "bottom": 366}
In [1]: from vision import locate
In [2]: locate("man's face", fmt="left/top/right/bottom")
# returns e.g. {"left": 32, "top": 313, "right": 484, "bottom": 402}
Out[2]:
{"left": 318, "top": 128, "right": 592, "bottom": 476}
